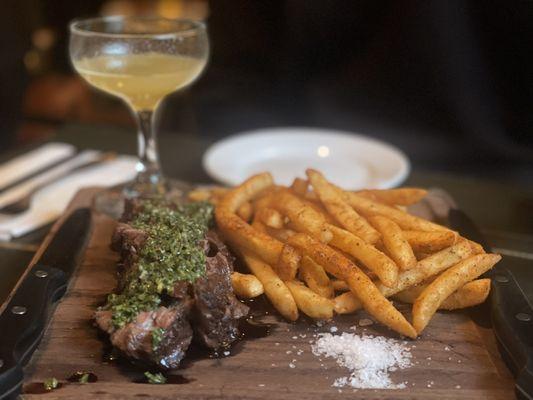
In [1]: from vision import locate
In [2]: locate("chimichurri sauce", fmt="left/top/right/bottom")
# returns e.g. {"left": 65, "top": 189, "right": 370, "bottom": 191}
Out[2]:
{"left": 104, "top": 200, "right": 213, "bottom": 329}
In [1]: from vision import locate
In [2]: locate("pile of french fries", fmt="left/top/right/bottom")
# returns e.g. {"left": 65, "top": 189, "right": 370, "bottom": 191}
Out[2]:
{"left": 190, "top": 170, "right": 501, "bottom": 338}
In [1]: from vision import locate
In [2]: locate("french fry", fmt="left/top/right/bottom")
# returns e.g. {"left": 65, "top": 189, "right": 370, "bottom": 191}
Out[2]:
{"left": 393, "top": 279, "right": 491, "bottom": 310}
{"left": 237, "top": 201, "right": 253, "bottom": 222}
{"left": 307, "top": 169, "right": 380, "bottom": 244}
{"left": 335, "top": 240, "right": 474, "bottom": 314}
{"left": 270, "top": 190, "right": 332, "bottom": 243}
{"left": 332, "top": 280, "right": 350, "bottom": 292}
{"left": 241, "top": 251, "right": 298, "bottom": 321}
{"left": 356, "top": 188, "right": 427, "bottom": 206}
{"left": 275, "top": 244, "right": 301, "bottom": 281}
{"left": 344, "top": 191, "right": 452, "bottom": 233}
{"left": 288, "top": 233, "right": 417, "bottom": 338}
{"left": 380, "top": 239, "right": 473, "bottom": 297}
{"left": 334, "top": 291, "right": 362, "bottom": 314}
{"left": 264, "top": 226, "right": 296, "bottom": 242}
{"left": 403, "top": 230, "right": 457, "bottom": 253}
{"left": 370, "top": 216, "right": 417, "bottom": 270}
{"left": 231, "top": 272, "right": 264, "bottom": 298}
{"left": 290, "top": 177, "right": 309, "bottom": 197}
{"left": 465, "top": 238, "right": 486, "bottom": 254}
{"left": 255, "top": 207, "right": 284, "bottom": 229}
{"left": 413, "top": 253, "right": 501, "bottom": 333}
{"left": 216, "top": 173, "right": 284, "bottom": 265}
{"left": 286, "top": 280, "right": 334, "bottom": 319}
{"left": 300, "top": 256, "right": 334, "bottom": 298}
{"left": 327, "top": 224, "right": 398, "bottom": 287}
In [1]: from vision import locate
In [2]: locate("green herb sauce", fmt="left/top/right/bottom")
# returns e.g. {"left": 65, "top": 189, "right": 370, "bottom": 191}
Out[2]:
{"left": 152, "top": 327, "right": 165, "bottom": 350}
{"left": 144, "top": 371, "right": 167, "bottom": 384}
{"left": 43, "top": 377, "right": 59, "bottom": 391}
{"left": 105, "top": 200, "right": 213, "bottom": 329}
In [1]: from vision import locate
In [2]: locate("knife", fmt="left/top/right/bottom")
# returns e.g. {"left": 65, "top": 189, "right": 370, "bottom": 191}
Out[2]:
{"left": 448, "top": 208, "right": 533, "bottom": 400}
{"left": 0, "top": 208, "right": 92, "bottom": 399}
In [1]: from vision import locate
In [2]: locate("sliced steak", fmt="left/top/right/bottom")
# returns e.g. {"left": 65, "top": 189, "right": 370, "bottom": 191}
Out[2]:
{"left": 98, "top": 200, "right": 248, "bottom": 369}
{"left": 192, "top": 231, "right": 249, "bottom": 349}
{"left": 95, "top": 300, "right": 193, "bottom": 369}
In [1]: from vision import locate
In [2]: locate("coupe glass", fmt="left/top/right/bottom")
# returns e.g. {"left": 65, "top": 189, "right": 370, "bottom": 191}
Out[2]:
{"left": 69, "top": 16, "right": 209, "bottom": 209}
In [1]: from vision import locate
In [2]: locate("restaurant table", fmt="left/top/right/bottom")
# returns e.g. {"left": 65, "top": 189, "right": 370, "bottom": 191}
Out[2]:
{"left": 0, "top": 122, "right": 532, "bottom": 306}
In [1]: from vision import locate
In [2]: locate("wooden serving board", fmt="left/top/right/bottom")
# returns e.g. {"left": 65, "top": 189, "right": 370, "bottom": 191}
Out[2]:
{"left": 22, "top": 189, "right": 515, "bottom": 399}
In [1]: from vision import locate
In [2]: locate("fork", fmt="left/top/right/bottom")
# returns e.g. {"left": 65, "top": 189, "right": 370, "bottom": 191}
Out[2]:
{"left": 0, "top": 152, "right": 115, "bottom": 215}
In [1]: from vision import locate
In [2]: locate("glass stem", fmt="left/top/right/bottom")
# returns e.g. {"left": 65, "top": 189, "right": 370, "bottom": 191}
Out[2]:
{"left": 135, "top": 110, "right": 162, "bottom": 188}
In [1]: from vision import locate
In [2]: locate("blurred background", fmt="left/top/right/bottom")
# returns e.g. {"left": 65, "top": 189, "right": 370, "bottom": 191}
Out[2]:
{"left": 1, "top": 0, "right": 532, "bottom": 185}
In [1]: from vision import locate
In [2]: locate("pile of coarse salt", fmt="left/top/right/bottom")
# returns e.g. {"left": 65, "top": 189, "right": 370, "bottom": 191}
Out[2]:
{"left": 311, "top": 331, "right": 412, "bottom": 389}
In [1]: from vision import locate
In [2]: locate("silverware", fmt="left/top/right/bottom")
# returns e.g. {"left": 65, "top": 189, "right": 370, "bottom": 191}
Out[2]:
{"left": 0, "top": 152, "right": 78, "bottom": 196}
{"left": 0, "top": 153, "right": 115, "bottom": 215}
{"left": 0, "top": 208, "right": 92, "bottom": 399}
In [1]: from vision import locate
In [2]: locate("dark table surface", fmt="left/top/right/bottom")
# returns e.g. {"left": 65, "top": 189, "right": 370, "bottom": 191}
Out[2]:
{"left": 1, "top": 122, "right": 532, "bottom": 305}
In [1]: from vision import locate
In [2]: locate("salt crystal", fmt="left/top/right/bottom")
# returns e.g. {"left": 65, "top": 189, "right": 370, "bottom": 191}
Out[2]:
{"left": 223, "top": 351, "right": 230, "bottom": 356}
{"left": 444, "top": 346, "right": 450, "bottom": 351}
{"left": 258, "top": 384, "right": 265, "bottom": 387}
{"left": 330, "top": 326, "right": 338, "bottom": 333}
{"left": 275, "top": 342, "right": 280, "bottom": 346}
{"left": 289, "top": 363, "right": 296, "bottom": 369}
{"left": 455, "top": 385, "right": 461, "bottom": 389}
{"left": 292, "top": 336, "right": 298, "bottom": 340}
{"left": 312, "top": 332, "right": 412, "bottom": 389}
{"left": 286, "top": 350, "right": 292, "bottom": 354}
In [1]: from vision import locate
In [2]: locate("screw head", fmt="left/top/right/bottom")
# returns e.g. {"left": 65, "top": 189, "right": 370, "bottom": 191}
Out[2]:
{"left": 495, "top": 275, "right": 509, "bottom": 283}
{"left": 516, "top": 313, "right": 531, "bottom": 322}
{"left": 11, "top": 306, "right": 27, "bottom": 315}
{"left": 35, "top": 270, "right": 48, "bottom": 278}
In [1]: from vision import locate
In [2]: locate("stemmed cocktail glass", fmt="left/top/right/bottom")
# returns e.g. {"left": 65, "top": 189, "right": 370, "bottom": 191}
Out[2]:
{"left": 69, "top": 16, "right": 208, "bottom": 209}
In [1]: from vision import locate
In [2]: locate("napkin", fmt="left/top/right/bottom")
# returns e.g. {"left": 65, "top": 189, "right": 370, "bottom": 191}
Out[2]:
{"left": 0, "top": 146, "right": 137, "bottom": 241}
{"left": 0, "top": 142, "right": 76, "bottom": 189}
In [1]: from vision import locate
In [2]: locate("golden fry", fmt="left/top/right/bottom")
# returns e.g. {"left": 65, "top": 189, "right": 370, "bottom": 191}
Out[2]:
{"left": 413, "top": 253, "right": 501, "bottom": 333}
{"left": 393, "top": 278, "right": 491, "bottom": 310}
{"left": 290, "top": 177, "right": 309, "bottom": 197}
{"left": 334, "top": 291, "right": 362, "bottom": 314}
{"left": 270, "top": 190, "right": 332, "bottom": 243}
{"left": 344, "top": 192, "right": 451, "bottom": 233}
{"left": 241, "top": 251, "right": 298, "bottom": 321}
{"left": 403, "top": 230, "right": 457, "bottom": 253}
{"left": 275, "top": 244, "right": 301, "bottom": 281}
{"left": 264, "top": 226, "right": 296, "bottom": 242}
{"left": 336, "top": 240, "right": 474, "bottom": 314}
{"left": 255, "top": 207, "right": 284, "bottom": 229}
{"left": 288, "top": 233, "right": 417, "bottom": 338}
{"left": 216, "top": 173, "right": 284, "bottom": 265}
{"left": 327, "top": 224, "right": 398, "bottom": 287}
{"left": 307, "top": 169, "right": 380, "bottom": 244}
{"left": 355, "top": 188, "right": 427, "bottom": 206}
{"left": 231, "top": 272, "right": 264, "bottom": 298}
{"left": 380, "top": 239, "right": 473, "bottom": 297}
{"left": 236, "top": 201, "right": 253, "bottom": 222}
{"left": 332, "top": 280, "right": 349, "bottom": 292}
{"left": 465, "top": 238, "right": 486, "bottom": 254}
{"left": 370, "top": 216, "right": 417, "bottom": 270}
{"left": 300, "top": 256, "right": 334, "bottom": 298}
{"left": 286, "top": 280, "right": 334, "bottom": 319}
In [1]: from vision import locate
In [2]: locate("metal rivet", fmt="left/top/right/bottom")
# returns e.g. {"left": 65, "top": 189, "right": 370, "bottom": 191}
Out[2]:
{"left": 495, "top": 275, "right": 509, "bottom": 283}
{"left": 35, "top": 270, "right": 48, "bottom": 278}
{"left": 516, "top": 313, "right": 531, "bottom": 322}
{"left": 11, "top": 306, "right": 27, "bottom": 315}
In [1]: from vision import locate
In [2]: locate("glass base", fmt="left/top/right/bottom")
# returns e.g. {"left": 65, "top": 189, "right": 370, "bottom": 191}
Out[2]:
{"left": 93, "top": 178, "right": 194, "bottom": 219}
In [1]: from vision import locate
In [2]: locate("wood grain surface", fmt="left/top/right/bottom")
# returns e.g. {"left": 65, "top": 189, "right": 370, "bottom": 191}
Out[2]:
{"left": 21, "top": 189, "right": 516, "bottom": 399}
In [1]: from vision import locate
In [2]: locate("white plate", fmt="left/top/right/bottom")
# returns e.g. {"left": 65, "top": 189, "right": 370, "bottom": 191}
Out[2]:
{"left": 203, "top": 127, "right": 410, "bottom": 189}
